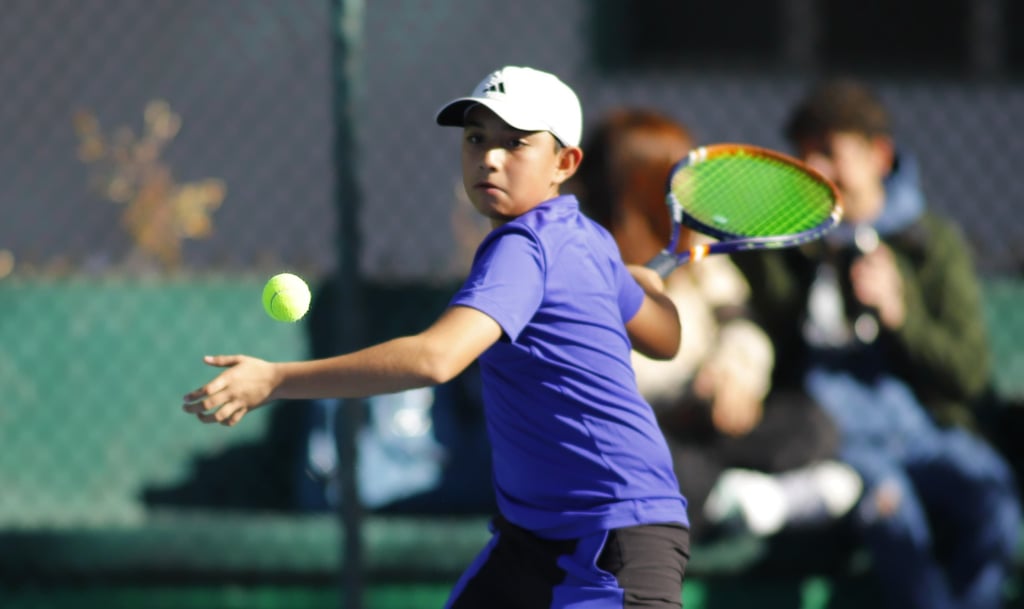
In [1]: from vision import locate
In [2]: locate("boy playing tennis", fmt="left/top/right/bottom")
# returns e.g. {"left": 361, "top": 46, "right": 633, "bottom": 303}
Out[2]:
{"left": 183, "top": 66, "right": 691, "bottom": 608}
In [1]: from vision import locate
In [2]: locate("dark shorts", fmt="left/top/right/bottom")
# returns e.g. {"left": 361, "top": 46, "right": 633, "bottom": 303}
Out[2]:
{"left": 446, "top": 516, "right": 690, "bottom": 609}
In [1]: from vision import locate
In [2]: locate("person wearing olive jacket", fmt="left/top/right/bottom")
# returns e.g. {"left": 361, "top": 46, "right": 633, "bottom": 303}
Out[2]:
{"left": 732, "top": 78, "right": 1020, "bottom": 609}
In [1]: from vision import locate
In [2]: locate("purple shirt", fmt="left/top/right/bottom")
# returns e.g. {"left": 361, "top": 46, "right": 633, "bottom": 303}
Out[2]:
{"left": 450, "top": 195, "right": 689, "bottom": 539}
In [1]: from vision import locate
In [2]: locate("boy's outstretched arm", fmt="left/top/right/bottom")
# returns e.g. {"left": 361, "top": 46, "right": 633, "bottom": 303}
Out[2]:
{"left": 182, "top": 305, "right": 502, "bottom": 426}
{"left": 625, "top": 265, "right": 682, "bottom": 361}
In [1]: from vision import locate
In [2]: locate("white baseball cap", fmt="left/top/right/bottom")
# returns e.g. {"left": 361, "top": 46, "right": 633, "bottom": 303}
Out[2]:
{"left": 436, "top": 66, "right": 583, "bottom": 147}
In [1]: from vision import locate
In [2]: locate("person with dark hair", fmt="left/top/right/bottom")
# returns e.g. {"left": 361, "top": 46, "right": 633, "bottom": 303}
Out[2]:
{"left": 573, "top": 108, "right": 861, "bottom": 542}
{"left": 733, "top": 78, "right": 1021, "bottom": 609}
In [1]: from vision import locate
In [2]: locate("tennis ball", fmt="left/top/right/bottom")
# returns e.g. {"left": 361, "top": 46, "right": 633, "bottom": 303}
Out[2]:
{"left": 262, "top": 273, "right": 311, "bottom": 322}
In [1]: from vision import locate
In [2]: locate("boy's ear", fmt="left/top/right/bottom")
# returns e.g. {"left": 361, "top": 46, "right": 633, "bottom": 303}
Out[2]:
{"left": 554, "top": 146, "right": 584, "bottom": 184}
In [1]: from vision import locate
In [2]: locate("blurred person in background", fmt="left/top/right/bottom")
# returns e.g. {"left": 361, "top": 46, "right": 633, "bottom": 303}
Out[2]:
{"left": 572, "top": 108, "right": 861, "bottom": 543}
{"left": 732, "top": 78, "right": 1021, "bottom": 609}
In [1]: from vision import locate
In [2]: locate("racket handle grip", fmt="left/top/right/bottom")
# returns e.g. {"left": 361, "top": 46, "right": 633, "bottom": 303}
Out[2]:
{"left": 645, "top": 250, "right": 685, "bottom": 278}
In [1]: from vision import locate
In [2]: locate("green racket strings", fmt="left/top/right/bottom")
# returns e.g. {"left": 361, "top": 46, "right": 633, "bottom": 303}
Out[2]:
{"left": 671, "top": 152, "right": 833, "bottom": 238}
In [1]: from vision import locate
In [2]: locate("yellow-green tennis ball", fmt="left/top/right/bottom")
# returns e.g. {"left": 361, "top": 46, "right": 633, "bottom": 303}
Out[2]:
{"left": 262, "top": 273, "right": 311, "bottom": 322}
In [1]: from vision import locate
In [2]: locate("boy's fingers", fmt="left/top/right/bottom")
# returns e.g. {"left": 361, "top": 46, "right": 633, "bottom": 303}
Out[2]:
{"left": 183, "top": 396, "right": 212, "bottom": 414}
{"left": 183, "top": 384, "right": 230, "bottom": 413}
{"left": 182, "top": 358, "right": 238, "bottom": 404}
{"left": 222, "top": 409, "right": 246, "bottom": 427}
{"left": 183, "top": 383, "right": 219, "bottom": 406}
{"left": 196, "top": 400, "right": 235, "bottom": 424}
{"left": 196, "top": 410, "right": 220, "bottom": 424}
{"left": 183, "top": 356, "right": 253, "bottom": 423}
{"left": 204, "top": 354, "right": 243, "bottom": 368}
{"left": 182, "top": 388, "right": 206, "bottom": 405}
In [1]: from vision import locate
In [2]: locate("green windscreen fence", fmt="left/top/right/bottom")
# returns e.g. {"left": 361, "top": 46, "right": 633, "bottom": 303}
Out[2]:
{"left": 0, "top": 278, "right": 310, "bottom": 528}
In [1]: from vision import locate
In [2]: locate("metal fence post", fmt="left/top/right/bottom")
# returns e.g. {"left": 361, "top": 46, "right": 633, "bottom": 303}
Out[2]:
{"left": 331, "top": 0, "right": 366, "bottom": 608}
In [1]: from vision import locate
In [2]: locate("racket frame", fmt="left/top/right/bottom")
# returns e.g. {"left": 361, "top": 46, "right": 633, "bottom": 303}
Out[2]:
{"left": 648, "top": 143, "right": 844, "bottom": 276}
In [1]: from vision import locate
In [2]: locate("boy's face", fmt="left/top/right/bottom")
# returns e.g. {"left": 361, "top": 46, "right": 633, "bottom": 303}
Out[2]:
{"left": 461, "top": 105, "right": 581, "bottom": 225}
{"left": 794, "top": 131, "right": 894, "bottom": 224}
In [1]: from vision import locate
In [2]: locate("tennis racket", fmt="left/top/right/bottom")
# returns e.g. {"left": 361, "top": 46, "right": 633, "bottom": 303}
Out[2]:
{"left": 645, "top": 143, "right": 843, "bottom": 277}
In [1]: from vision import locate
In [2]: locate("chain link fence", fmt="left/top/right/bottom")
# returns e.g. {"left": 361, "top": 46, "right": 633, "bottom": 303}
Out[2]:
{"left": 1, "top": 1, "right": 1023, "bottom": 607}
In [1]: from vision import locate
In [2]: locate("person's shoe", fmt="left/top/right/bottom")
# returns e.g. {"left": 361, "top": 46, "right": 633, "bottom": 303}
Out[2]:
{"left": 704, "top": 469, "right": 788, "bottom": 536}
{"left": 704, "top": 461, "right": 863, "bottom": 536}
{"left": 777, "top": 460, "right": 862, "bottom": 526}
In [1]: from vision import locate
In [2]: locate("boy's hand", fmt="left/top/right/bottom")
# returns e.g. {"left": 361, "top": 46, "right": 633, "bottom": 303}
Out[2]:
{"left": 625, "top": 263, "right": 681, "bottom": 360}
{"left": 182, "top": 355, "right": 280, "bottom": 426}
